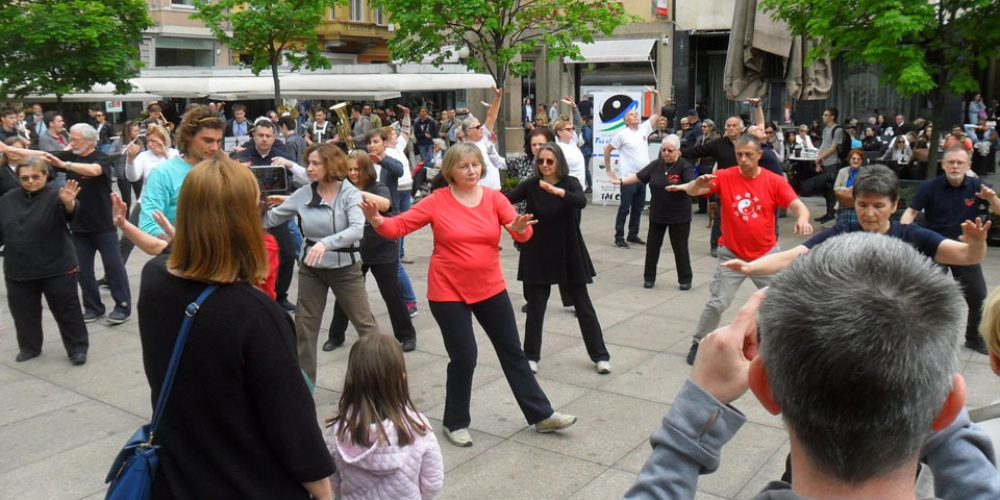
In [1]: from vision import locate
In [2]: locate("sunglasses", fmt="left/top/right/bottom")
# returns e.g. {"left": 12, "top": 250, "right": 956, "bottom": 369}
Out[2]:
{"left": 470, "top": 124, "right": 482, "bottom": 130}
{"left": 19, "top": 174, "right": 43, "bottom": 182}
{"left": 538, "top": 158, "right": 557, "bottom": 166}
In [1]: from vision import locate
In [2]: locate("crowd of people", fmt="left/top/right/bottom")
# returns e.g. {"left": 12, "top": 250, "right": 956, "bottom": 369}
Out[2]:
{"left": 3, "top": 88, "right": 1000, "bottom": 499}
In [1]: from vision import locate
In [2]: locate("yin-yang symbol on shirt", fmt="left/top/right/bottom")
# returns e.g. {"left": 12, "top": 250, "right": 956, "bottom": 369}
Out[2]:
{"left": 600, "top": 95, "right": 635, "bottom": 124}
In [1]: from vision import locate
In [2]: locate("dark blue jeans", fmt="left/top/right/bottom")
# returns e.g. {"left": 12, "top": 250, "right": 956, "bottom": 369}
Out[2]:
{"left": 73, "top": 231, "right": 130, "bottom": 316}
{"left": 615, "top": 182, "right": 646, "bottom": 241}
{"left": 418, "top": 143, "right": 433, "bottom": 165}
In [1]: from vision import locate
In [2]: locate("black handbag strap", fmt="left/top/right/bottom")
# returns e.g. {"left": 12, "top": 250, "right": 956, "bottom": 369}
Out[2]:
{"left": 149, "top": 285, "right": 218, "bottom": 435}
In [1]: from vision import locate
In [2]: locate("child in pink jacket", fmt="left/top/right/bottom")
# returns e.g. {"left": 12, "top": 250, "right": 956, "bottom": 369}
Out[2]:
{"left": 325, "top": 334, "right": 444, "bottom": 499}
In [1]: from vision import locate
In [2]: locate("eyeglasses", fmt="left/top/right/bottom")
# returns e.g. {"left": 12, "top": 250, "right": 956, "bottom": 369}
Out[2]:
{"left": 538, "top": 158, "right": 557, "bottom": 166}
{"left": 19, "top": 174, "right": 43, "bottom": 182}
{"left": 470, "top": 124, "right": 482, "bottom": 130}
{"left": 662, "top": 148, "right": 678, "bottom": 153}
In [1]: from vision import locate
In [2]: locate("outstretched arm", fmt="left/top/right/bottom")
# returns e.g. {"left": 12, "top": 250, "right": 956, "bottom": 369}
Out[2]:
{"left": 900, "top": 207, "right": 919, "bottom": 224}
{"left": 935, "top": 218, "right": 990, "bottom": 266}
{"left": 722, "top": 245, "right": 809, "bottom": 275}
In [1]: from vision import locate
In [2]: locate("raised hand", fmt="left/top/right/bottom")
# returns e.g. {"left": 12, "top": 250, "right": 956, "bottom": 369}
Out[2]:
{"left": 152, "top": 210, "right": 175, "bottom": 242}
{"left": 976, "top": 184, "right": 998, "bottom": 202}
{"left": 561, "top": 96, "right": 576, "bottom": 108}
{"left": 538, "top": 180, "right": 565, "bottom": 197}
{"left": 110, "top": 192, "right": 127, "bottom": 227}
{"left": 266, "top": 195, "right": 288, "bottom": 207}
{"left": 43, "top": 152, "right": 67, "bottom": 169}
{"left": 507, "top": 213, "right": 537, "bottom": 234}
{"left": 368, "top": 151, "right": 383, "bottom": 164}
{"left": 59, "top": 179, "right": 80, "bottom": 204}
{"left": 492, "top": 85, "right": 503, "bottom": 99}
{"left": 721, "top": 259, "right": 751, "bottom": 274}
{"left": 794, "top": 218, "right": 814, "bottom": 236}
{"left": 692, "top": 174, "right": 716, "bottom": 189}
{"left": 396, "top": 104, "right": 411, "bottom": 116}
{"left": 358, "top": 199, "right": 383, "bottom": 225}
{"left": 691, "top": 288, "right": 766, "bottom": 404}
{"left": 959, "top": 217, "right": 992, "bottom": 244}
{"left": 271, "top": 156, "right": 294, "bottom": 168}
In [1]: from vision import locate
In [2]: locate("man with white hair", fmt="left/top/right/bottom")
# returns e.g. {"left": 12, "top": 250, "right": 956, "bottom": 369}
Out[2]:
{"left": 0, "top": 123, "right": 131, "bottom": 327}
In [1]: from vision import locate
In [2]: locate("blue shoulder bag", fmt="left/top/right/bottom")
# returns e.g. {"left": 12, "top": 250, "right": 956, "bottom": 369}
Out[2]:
{"left": 104, "top": 285, "right": 218, "bottom": 500}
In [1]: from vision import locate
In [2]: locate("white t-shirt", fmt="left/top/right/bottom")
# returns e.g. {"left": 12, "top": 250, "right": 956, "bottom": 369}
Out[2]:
{"left": 474, "top": 127, "right": 505, "bottom": 190}
{"left": 556, "top": 140, "right": 586, "bottom": 186}
{"left": 610, "top": 121, "right": 653, "bottom": 176}
{"left": 382, "top": 144, "right": 413, "bottom": 191}
{"left": 127, "top": 148, "right": 179, "bottom": 202}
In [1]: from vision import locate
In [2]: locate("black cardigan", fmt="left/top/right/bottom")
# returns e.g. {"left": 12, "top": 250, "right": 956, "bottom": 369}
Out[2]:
{"left": 506, "top": 176, "right": 596, "bottom": 285}
{"left": 0, "top": 185, "right": 78, "bottom": 281}
{"left": 138, "top": 256, "right": 334, "bottom": 499}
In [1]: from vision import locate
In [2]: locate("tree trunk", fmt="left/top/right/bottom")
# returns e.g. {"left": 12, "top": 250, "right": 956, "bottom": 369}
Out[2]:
{"left": 925, "top": 90, "right": 945, "bottom": 179}
{"left": 494, "top": 72, "right": 506, "bottom": 154}
{"left": 271, "top": 54, "right": 282, "bottom": 111}
{"left": 56, "top": 94, "right": 63, "bottom": 106}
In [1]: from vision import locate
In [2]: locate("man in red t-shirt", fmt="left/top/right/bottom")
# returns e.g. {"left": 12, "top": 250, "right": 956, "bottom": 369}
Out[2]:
{"left": 681, "top": 134, "right": 813, "bottom": 365}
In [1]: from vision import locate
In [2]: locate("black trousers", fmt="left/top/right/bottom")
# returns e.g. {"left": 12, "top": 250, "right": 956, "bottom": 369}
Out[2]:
{"left": 74, "top": 231, "right": 131, "bottom": 316}
{"left": 7, "top": 273, "right": 89, "bottom": 356}
{"left": 268, "top": 222, "right": 296, "bottom": 302}
{"left": 801, "top": 163, "right": 839, "bottom": 216}
{"left": 119, "top": 201, "right": 141, "bottom": 264}
{"left": 950, "top": 263, "right": 987, "bottom": 341}
{"left": 329, "top": 261, "right": 416, "bottom": 344}
{"left": 522, "top": 282, "right": 609, "bottom": 363}
{"left": 645, "top": 221, "right": 692, "bottom": 285}
{"left": 429, "top": 291, "right": 553, "bottom": 431}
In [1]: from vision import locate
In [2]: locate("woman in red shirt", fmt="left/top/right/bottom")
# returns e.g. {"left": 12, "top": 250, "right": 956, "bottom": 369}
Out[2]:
{"left": 359, "top": 143, "right": 577, "bottom": 448}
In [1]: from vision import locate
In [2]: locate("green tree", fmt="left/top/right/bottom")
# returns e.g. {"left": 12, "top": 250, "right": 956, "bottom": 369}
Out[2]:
{"left": 193, "top": 0, "right": 340, "bottom": 109}
{"left": 0, "top": 0, "right": 153, "bottom": 103}
{"left": 760, "top": 0, "right": 1000, "bottom": 177}
{"left": 372, "top": 0, "right": 636, "bottom": 97}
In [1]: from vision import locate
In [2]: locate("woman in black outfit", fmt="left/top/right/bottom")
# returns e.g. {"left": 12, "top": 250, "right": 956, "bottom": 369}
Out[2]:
{"left": 326, "top": 151, "right": 417, "bottom": 352}
{"left": 137, "top": 157, "right": 334, "bottom": 499}
{"left": 613, "top": 134, "right": 696, "bottom": 290}
{"left": 505, "top": 143, "right": 611, "bottom": 375}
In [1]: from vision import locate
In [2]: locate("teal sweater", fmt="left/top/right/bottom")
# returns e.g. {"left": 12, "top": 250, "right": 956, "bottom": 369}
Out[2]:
{"left": 139, "top": 155, "right": 192, "bottom": 237}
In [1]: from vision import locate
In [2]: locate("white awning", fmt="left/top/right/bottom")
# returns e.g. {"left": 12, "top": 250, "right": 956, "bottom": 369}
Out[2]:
{"left": 567, "top": 38, "right": 658, "bottom": 64}
{"left": 9, "top": 82, "right": 162, "bottom": 102}
{"left": 132, "top": 73, "right": 496, "bottom": 99}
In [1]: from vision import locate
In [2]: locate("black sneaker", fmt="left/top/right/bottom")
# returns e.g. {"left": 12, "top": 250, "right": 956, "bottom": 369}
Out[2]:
{"left": 322, "top": 339, "right": 343, "bottom": 352}
{"left": 400, "top": 338, "right": 417, "bottom": 352}
{"left": 815, "top": 214, "right": 835, "bottom": 224}
{"left": 277, "top": 299, "right": 296, "bottom": 312}
{"left": 965, "top": 337, "right": 989, "bottom": 355}
{"left": 679, "top": 282, "right": 692, "bottom": 291}
{"left": 83, "top": 312, "right": 104, "bottom": 324}
{"left": 615, "top": 239, "right": 630, "bottom": 249}
{"left": 626, "top": 237, "right": 646, "bottom": 246}
{"left": 710, "top": 248, "right": 718, "bottom": 258}
{"left": 686, "top": 341, "right": 699, "bottom": 366}
{"left": 16, "top": 351, "right": 39, "bottom": 362}
{"left": 69, "top": 352, "right": 87, "bottom": 366}
{"left": 643, "top": 280, "right": 654, "bottom": 289}
{"left": 107, "top": 308, "right": 130, "bottom": 325}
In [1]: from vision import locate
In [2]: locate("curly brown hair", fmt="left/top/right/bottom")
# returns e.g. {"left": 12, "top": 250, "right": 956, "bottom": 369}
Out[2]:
{"left": 173, "top": 104, "right": 225, "bottom": 155}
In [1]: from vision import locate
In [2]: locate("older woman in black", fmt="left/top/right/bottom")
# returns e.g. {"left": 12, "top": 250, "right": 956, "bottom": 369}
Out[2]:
{"left": 505, "top": 143, "right": 611, "bottom": 374}
{"left": 0, "top": 158, "right": 88, "bottom": 364}
{"left": 614, "top": 134, "right": 696, "bottom": 290}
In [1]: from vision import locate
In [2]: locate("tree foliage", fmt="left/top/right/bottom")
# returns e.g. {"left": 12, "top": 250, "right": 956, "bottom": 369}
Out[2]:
{"left": 760, "top": 0, "right": 1000, "bottom": 98}
{"left": 193, "top": 0, "right": 340, "bottom": 108}
{"left": 371, "top": 0, "right": 637, "bottom": 89}
{"left": 761, "top": 0, "right": 1000, "bottom": 177}
{"left": 0, "top": 0, "right": 153, "bottom": 99}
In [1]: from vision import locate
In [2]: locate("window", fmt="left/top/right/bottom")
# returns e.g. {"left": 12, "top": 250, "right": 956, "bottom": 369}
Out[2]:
{"left": 328, "top": 7, "right": 336, "bottom": 20}
{"left": 171, "top": 0, "right": 194, "bottom": 5}
{"left": 374, "top": 7, "right": 384, "bottom": 25}
{"left": 155, "top": 37, "right": 214, "bottom": 67}
{"left": 350, "top": 0, "right": 365, "bottom": 22}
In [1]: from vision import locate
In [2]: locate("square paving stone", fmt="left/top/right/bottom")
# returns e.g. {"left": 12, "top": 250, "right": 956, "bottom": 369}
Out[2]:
{"left": 568, "top": 468, "right": 637, "bottom": 499}
{"left": 511, "top": 391, "right": 668, "bottom": 466}
{"left": 438, "top": 440, "right": 606, "bottom": 500}
{"left": 601, "top": 352, "right": 692, "bottom": 404}
{"left": 0, "top": 377, "right": 88, "bottom": 427}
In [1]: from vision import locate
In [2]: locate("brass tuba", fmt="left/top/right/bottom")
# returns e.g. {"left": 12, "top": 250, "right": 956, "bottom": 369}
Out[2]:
{"left": 329, "top": 102, "right": 355, "bottom": 152}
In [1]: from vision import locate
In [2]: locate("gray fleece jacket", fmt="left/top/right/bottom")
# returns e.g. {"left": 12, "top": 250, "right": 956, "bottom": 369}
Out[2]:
{"left": 263, "top": 181, "right": 364, "bottom": 269}
{"left": 624, "top": 380, "right": 999, "bottom": 499}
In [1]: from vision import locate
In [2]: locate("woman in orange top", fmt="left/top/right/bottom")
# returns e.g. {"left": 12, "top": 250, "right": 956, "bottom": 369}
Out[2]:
{"left": 359, "top": 143, "right": 577, "bottom": 448}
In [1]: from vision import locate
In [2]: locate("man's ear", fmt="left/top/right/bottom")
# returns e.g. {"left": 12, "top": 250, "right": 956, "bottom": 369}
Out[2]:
{"left": 990, "top": 353, "right": 1000, "bottom": 377}
{"left": 749, "top": 357, "right": 781, "bottom": 415}
{"left": 931, "top": 373, "right": 967, "bottom": 432}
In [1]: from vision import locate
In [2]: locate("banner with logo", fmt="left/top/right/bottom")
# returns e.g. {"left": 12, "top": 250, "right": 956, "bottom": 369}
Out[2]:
{"left": 591, "top": 91, "right": 643, "bottom": 205}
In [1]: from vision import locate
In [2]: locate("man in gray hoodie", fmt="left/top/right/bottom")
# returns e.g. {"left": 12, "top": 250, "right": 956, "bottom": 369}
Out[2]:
{"left": 626, "top": 232, "right": 1000, "bottom": 499}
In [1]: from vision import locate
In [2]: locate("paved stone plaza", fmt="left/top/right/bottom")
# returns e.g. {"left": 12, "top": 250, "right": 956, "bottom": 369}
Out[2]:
{"left": 2, "top": 194, "right": 1000, "bottom": 500}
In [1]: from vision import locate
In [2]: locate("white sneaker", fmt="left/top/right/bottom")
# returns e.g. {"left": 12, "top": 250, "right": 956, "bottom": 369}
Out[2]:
{"left": 595, "top": 360, "right": 611, "bottom": 374}
{"left": 443, "top": 427, "right": 473, "bottom": 447}
{"left": 528, "top": 360, "right": 538, "bottom": 374}
{"left": 535, "top": 412, "right": 578, "bottom": 433}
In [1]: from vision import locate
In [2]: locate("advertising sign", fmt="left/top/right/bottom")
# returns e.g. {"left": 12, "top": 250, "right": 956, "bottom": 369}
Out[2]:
{"left": 591, "top": 91, "right": 642, "bottom": 205}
